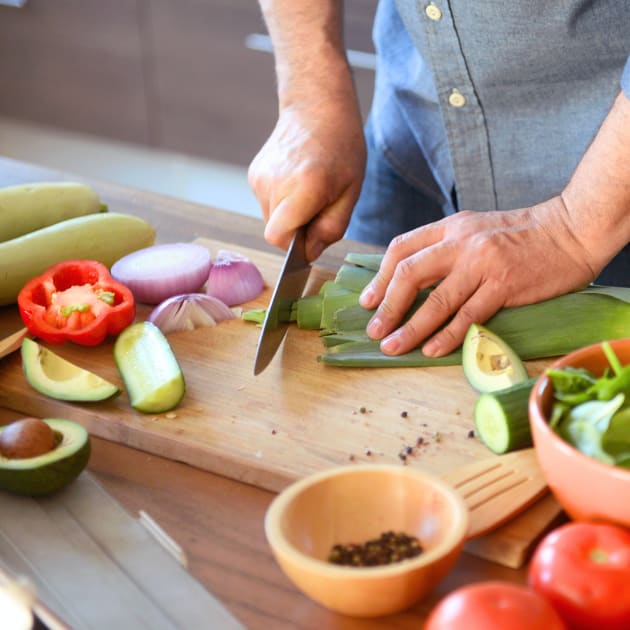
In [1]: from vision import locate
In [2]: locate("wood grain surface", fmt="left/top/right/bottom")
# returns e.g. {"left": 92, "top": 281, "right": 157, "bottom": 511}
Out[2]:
{"left": 0, "top": 235, "right": 562, "bottom": 568}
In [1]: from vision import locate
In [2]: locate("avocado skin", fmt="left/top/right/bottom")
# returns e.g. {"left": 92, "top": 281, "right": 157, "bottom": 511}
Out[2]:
{"left": 0, "top": 439, "right": 90, "bottom": 497}
{"left": 0, "top": 419, "right": 91, "bottom": 496}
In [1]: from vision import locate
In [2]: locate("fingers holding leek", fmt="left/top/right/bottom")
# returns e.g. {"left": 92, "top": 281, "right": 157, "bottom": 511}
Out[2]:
{"left": 359, "top": 198, "right": 596, "bottom": 357}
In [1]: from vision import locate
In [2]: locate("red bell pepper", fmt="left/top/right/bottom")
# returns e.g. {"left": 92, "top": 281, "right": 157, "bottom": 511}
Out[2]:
{"left": 528, "top": 522, "right": 630, "bottom": 630}
{"left": 18, "top": 260, "right": 135, "bottom": 346}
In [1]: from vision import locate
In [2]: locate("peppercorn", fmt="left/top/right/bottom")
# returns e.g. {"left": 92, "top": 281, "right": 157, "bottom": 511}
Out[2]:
{"left": 328, "top": 531, "right": 423, "bottom": 567}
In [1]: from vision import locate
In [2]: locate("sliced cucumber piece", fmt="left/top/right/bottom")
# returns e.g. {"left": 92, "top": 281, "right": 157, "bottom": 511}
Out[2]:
{"left": 473, "top": 377, "right": 537, "bottom": 454}
{"left": 463, "top": 323, "right": 528, "bottom": 393}
{"left": 21, "top": 338, "right": 120, "bottom": 402}
{"left": 114, "top": 322, "right": 185, "bottom": 413}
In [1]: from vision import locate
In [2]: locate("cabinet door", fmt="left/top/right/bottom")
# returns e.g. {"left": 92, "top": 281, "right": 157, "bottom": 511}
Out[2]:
{"left": 0, "top": 0, "right": 149, "bottom": 143}
{"left": 147, "top": 0, "right": 377, "bottom": 166}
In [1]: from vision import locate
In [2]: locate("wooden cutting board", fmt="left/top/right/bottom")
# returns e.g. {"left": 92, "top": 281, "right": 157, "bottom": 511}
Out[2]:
{"left": 0, "top": 238, "right": 563, "bottom": 568}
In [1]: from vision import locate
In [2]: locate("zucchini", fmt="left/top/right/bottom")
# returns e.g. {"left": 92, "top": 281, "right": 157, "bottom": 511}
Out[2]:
{"left": 114, "top": 322, "right": 186, "bottom": 413}
{"left": 473, "top": 377, "right": 538, "bottom": 454}
{"left": 0, "top": 181, "right": 106, "bottom": 242}
{"left": 0, "top": 212, "right": 155, "bottom": 306}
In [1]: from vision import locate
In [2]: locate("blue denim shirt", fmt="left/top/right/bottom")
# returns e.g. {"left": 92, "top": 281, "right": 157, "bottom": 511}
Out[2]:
{"left": 371, "top": 0, "right": 630, "bottom": 214}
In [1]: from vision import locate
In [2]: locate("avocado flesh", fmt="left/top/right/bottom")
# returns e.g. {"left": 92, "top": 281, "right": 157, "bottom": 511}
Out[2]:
{"left": 0, "top": 418, "right": 91, "bottom": 496}
{"left": 462, "top": 323, "right": 528, "bottom": 393}
{"left": 21, "top": 338, "right": 120, "bottom": 401}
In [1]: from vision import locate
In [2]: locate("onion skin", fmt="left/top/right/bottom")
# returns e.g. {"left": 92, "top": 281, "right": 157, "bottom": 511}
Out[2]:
{"left": 206, "top": 250, "right": 265, "bottom": 306}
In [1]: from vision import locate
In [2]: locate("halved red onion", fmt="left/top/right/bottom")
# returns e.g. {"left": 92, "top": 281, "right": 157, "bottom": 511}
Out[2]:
{"left": 148, "top": 293, "right": 235, "bottom": 333}
{"left": 206, "top": 249, "right": 265, "bottom": 306}
{"left": 111, "top": 243, "right": 212, "bottom": 304}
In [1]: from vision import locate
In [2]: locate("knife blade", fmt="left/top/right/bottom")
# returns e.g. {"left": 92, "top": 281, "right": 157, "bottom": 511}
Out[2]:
{"left": 253, "top": 226, "right": 311, "bottom": 375}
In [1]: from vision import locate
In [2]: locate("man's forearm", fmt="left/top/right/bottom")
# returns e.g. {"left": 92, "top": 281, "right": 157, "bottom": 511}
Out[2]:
{"left": 562, "top": 91, "right": 630, "bottom": 274}
{"left": 258, "top": 1, "right": 356, "bottom": 109}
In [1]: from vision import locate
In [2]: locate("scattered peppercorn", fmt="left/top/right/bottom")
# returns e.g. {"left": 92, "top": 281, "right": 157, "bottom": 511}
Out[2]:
{"left": 416, "top": 437, "right": 424, "bottom": 446}
{"left": 328, "top": 531, "right": 423, "bottom": 567}
{"left": 359, "top": 406, "right": 367, "bottom": 414}
{"left": 467, "top": 429, "right": 475, "bottom": 439}
{"left": 271, "top": 429, "right": 277, "bottom": 435}
{"left": 405, "top": 445, "right": 413, "bottom": 455}
{"left": 398, "top": 452, "right": 407, "bottom": 462}
{"left": 401, "top": 411, "right": 408, "bottom": 418}
{"left": 365, "top": 449, "right": 372, "bottom": 456}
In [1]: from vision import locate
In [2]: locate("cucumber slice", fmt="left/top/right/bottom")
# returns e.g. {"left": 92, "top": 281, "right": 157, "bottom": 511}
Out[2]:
{"left": 473, "top": 377, "right": 537, "bottom": 454}
{"left": 21, "top": 338, "right": 120, "bottom": 401}
{"left": 463, "top": 323, "right": 528, "bottom": 392}
{"left": 114, "top": 322, "right": 185, "bottom": 413}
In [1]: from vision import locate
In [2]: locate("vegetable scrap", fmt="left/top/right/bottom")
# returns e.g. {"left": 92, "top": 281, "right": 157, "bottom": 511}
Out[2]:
{"left": 17, "top": 259, "right": 135, "bottom": 345}
{"left": 328, "top": 531, "right": 423, "bottom": 567}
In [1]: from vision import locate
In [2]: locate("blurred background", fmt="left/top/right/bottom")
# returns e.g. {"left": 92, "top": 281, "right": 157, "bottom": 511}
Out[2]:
{"left": 0, "top": 0, "right": 377, "bottom": 218}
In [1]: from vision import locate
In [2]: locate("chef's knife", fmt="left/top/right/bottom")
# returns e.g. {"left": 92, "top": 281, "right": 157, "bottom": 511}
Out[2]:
{"left": 253, "top": 226, "right": 311, "bottom": 375}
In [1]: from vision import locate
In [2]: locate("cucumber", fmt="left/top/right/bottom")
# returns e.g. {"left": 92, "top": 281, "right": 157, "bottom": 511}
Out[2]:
{"left": 473, "top": 377, "right": 538, "bottom": 454}
{"left": 114, "top": 322, "right": 186, "bottom": 413}
{"left": 462, "top": 323, "right": 529, "bottom": 392}
{"left": 0, "top": 181, "right": 106, "bottom": 242}
{"left": 0, "top": 212, "right": 155, "bottom": 306}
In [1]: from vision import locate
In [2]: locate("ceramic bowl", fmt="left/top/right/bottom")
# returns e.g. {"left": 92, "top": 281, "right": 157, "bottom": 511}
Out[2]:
{"left": 529, "top": 338, "right": 630, "bottom": 526}
{"left": 264, "top": 464, "right": 469, "bottom": 617}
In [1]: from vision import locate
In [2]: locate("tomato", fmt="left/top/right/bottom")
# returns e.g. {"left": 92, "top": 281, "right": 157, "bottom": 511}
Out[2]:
{"left": 528, "top": 522, "right": 630, "bottom": 630}
{"left": 425, "top": 581, "right": 566, "bottom": 630}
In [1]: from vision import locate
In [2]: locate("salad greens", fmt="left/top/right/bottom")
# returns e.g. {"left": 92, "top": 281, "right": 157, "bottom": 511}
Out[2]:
{"left": 547, "top": 341, "right": 630, "bottom": 468}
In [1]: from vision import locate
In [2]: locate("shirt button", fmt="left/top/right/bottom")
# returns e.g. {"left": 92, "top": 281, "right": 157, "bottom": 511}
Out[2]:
{"left": 448, "top": 89, "right": 466, "bottom": 108}
{"left": 425, "top": 3, "right": 442, "bottom": 20}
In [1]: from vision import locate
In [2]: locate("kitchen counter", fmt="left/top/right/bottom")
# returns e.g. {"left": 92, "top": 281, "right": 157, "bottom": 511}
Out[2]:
{"left": 0, "top": 157, "right": 529, "bottom": 629}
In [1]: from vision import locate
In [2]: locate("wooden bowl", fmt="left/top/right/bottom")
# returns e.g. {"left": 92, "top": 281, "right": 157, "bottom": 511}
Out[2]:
{"left": 264, "top": 464, "right": 468, "bottom": 617}
{"left": 529, "top": 338, "right": 630, "bottom": 526}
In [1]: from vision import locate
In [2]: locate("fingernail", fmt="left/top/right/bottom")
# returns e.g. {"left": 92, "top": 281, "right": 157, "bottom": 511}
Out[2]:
{"left": 381, "top": 331, "right": 401, "bottom": 354}
{"left": 359, "top": 285, "right": 374, "bottom": 307}
{"left": 422, "top": 338, "right": 440, "bottom": 357}
{"left": 366, "top": 316, "right": 383, "bottom": 338}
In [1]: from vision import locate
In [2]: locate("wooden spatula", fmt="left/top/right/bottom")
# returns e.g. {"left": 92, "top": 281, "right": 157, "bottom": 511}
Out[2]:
{"left": 0, "top": 328, "right": 29, "bottom": 361}
{"left": 441, "top": 448, "right": 548, "bottom": 539}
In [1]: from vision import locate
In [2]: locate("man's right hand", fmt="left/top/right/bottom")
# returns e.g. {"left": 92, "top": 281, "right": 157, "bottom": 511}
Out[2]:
{"left": 248, "top": 96, "right": 366, "bottom": 262}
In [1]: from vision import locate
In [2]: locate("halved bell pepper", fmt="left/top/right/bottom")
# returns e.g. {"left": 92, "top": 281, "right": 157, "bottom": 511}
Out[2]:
{"left": 17, "top": 260, "right": 135, "bottom": 346}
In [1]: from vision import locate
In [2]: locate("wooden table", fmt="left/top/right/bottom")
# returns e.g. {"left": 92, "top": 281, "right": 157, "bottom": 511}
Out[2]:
{"left": 0, "top": 157, "right": 528, "bottom": 629}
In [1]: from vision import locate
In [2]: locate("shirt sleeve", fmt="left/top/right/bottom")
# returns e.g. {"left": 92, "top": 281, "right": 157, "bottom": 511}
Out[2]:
{"left": 622, "top": 57, "right": 630, "bottom": 98}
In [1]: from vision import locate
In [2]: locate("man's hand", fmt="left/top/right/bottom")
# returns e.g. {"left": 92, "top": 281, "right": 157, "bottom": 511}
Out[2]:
{"left": 251, "top": 0, "right": 367, "bottom": 262}
{"left": 359, "top": 197, "right": 598, "bottom": 357}
{"left": 248, "top": 97, "right": 366, "bottom": 262}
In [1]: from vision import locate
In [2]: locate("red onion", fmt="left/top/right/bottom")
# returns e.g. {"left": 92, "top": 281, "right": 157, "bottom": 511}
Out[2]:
{"left": 148, "top": 293, "right": 235, "bottom": 333}
{"left": 111, "top": 243, "right": 212, "bottom": 304}
{"left": 206, "top": 250, "right": 265, "bottom": 306}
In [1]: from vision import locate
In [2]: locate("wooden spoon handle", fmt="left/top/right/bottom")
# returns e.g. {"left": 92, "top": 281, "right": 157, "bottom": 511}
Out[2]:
{"left": 0, "top": 328, "right": 29, "bottom": 360}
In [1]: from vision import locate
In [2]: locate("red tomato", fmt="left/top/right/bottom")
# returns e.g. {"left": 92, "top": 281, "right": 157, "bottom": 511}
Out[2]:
{"left": 425, "top": 581, "right": 566, "bottom": 630}
{"left": 528, "top": 522, "right": 630, "bottom": 630}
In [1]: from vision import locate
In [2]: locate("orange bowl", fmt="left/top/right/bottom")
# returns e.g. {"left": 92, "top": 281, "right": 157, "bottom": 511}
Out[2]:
{"left": 264, "top": 464, "right": 468, "bottom": 618}
{"left": 529, "top": 338, "right": 630, "bottom": 526}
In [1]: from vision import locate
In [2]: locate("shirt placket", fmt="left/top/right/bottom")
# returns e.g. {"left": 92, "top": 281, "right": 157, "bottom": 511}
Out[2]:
{"left": 408, "top": 0, "right": 497, "bottom": 211}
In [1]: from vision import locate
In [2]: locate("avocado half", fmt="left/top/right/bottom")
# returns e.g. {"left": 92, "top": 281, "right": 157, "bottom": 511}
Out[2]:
{"left": 0, "top": 418, "right": 91, "bottom": 496}
{"left": 462, "top": 323, "right": 528, "bottom": 393}
{"left": 21, "top": 337, "right": 120, "bottom": 402}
